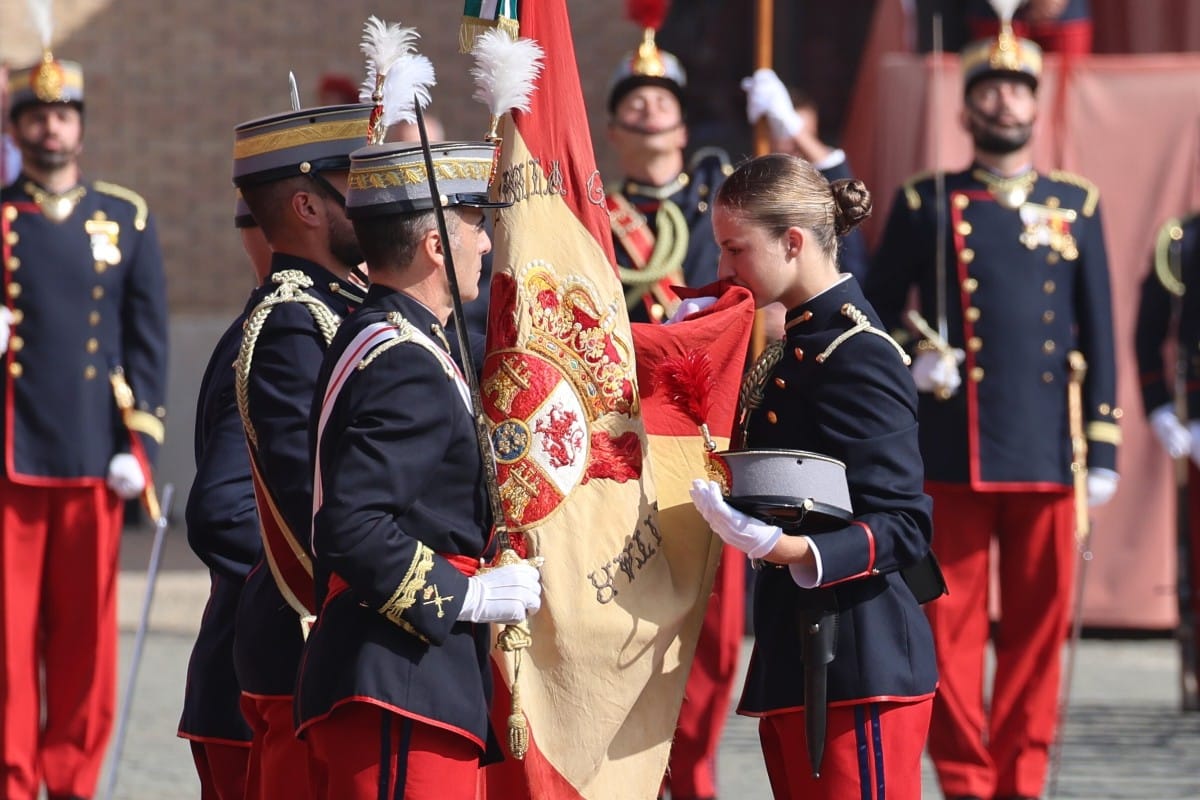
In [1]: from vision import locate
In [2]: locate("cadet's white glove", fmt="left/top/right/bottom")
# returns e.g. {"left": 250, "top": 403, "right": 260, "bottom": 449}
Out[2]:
{"left": 689, "top": 479, "right": 782, "bottom": 559}
{"left": 741, "top": 68, "right": 804, "bottom": 140}
{"left": 1086, "top": 467, "right": 1119, "bottom": 508}
{"left": 664, "top": 296, "right": 717, "bottom": 324}
{"left": 106, "top": 453, "right": 146, "bottom": 500}
{"left": 1149, "top": 404, "right": 1192, "bottom": 459}
{"left": 0, "top": 307, "right": 12, "bottom": 355}
{"left": 458, "top": 562, "right": 542, "bottom": 624}
{"left": 911, "top": 349, "right": 964, "bottom": 397}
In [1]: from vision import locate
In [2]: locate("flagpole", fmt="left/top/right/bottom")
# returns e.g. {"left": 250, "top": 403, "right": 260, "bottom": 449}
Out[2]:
{"left": 749, "top": 0, "right": 773, "bottom": 359}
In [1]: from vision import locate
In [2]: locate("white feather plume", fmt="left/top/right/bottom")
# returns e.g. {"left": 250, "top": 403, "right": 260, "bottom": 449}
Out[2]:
{"left": 24, "top": 0, "right": 54, "bottom": 51}
{"left": 469, "top": 28, "right": 545, "bottom": 119}
{"left": 987, "top": 0, "right": 1026, "bottom": 24}
{"left": 377, "top": 54, "right": 436, "bottom": 127}
{"left": 359, "top": 16, "right": 420, "bottom": 88}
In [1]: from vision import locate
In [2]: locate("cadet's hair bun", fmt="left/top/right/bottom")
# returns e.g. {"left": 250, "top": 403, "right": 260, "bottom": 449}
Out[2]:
{"left": 831, "top": 179, "right": 872, "bottom": 236}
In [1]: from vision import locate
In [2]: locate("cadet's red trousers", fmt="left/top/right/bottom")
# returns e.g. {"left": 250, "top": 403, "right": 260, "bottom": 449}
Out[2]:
{"left": 0, "top": 477, "right": 122, "bottom": 800}
{"left": 189, "top": 740, "right": 250, "bottom": 800}
{"left": 663, "top": 544, "right": 744, "bottom": 799}
{"left": 306, "top": 702, "right": 482, "bottom": 800}
{"left": 240, "top": 693, "right": 314, "bottom": 800}
{"left": 924, "top": 484, "right": 1075, "bottom": 800}
{"left": 758, "top": 699, "right": 932, "bottom": 800}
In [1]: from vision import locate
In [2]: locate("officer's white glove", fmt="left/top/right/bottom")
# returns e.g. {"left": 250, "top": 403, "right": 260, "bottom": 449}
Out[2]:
{"left": 689, "top": 479, "right": 782, "bottom": 559}
{"left": 458, "top": 562, "right": 542, "bottom": 624}
{"left": 911, "top": 349, "right": 965, "bottom": 397}
{"left": 1149, "top": 404, "right": 1192, "bottom": 459}
{"left": 740, "top": 68, "right": 804, "bottom": 140}
{"left": 664, "top": 296, "right": 718, "bottom": 324}
{"left": 0, "top": 307, "right": 12, "bottom": 355}
{"left": 1086, "top": 467, "right": 1119, "bottom": 508}
{"left": 106, "top": 453, "right": 146, "bottom": 500}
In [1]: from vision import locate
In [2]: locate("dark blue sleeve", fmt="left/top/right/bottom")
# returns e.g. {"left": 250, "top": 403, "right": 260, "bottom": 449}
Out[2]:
{"left": 120, "top": 212, "right": 169, "bottom": 464}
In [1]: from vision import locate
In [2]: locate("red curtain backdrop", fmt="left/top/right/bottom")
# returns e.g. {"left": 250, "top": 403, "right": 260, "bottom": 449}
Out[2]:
{"left": 844, "top": 46, "right": 1200, "bottom": 628}
{"left": 1092, "top": 0, "right": 1200, "bottom": 54}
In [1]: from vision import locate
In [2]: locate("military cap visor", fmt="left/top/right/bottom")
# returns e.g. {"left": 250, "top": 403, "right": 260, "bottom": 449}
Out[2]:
{"left": 345, "top": 141, "right": 511, "bottom": 220}
{"left": 7, "top": 57, "right": 85, "bottom": 120}
{"left": 606, "top": 44, "right": 687, "bottom": 114}
{"left": 232, "top": 103, "right": 374, "bottom": 188}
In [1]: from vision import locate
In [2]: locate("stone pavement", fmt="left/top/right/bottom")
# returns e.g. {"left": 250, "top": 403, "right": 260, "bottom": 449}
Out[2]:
{"left": 102, "top": 526, "right": 1200, "bottom": 799}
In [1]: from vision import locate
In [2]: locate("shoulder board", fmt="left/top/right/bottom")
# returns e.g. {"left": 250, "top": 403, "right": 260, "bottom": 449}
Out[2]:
{"left": 687, "top": 146, "right": 734, "bottom": 177}
{"left": 901, "top": 170, "right": 936, "bottom": 211}
{"left": 815, "top": 303, "right": 911, "bottom": 366}
{"left": 1046, "top": 170, "right": 1099, "bottom": 218}
{"left": 1154, "top": 216, "right": 1187, "bottom": 297}
{"left": 92, "top": 180, "right": 149, "bottom": 231}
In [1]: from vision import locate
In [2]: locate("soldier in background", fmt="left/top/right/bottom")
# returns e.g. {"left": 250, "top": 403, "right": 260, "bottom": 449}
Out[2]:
{"left": 0, "top": 49, "right": 168, "bottom": 800}
{"left": 866, "top": 25, "right": 1119, "bottom": 800}
{"left": 1135, "top": 212, "right": 1200, "bottom": 672}
{"left": 175, "top": 196, "right": 271, "bottom": 800}
{"left": 230, "top": 102, "right": 372, "bottom": 800}
{"left": 605, "top": 32, "right": 731, "bottom": 325}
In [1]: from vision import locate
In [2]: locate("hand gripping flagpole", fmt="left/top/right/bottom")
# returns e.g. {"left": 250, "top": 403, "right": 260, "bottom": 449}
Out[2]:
{"left": 102, "top": 482, "right": 175, "bottom": 800}
{"left": 413, "top": 102, "right": 537, "bottom": 759}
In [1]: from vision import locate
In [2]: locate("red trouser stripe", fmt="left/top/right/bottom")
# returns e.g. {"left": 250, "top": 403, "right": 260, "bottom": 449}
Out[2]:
{"left": 306, "top": 702, "right": 481, "bottom": 800}
{"left": 0, "top": 477, "right": 122, "bottom": 800}
{"left": 758, "top": 699, "right": 932, "bottom": 800}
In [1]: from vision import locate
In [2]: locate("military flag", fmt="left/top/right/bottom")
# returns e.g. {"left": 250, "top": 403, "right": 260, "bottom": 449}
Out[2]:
{"left": 472, "top": 0, "right": 756, "bottom": 795}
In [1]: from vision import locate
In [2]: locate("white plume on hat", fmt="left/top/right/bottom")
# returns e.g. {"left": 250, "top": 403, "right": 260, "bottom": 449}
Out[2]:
{"left": 469, "top": 28, "right": 545, "bottom": 140}
{"left": 358, "top": 16, "right": 436, "bottom": 132}
{"left": 24, "top": 0, "right": 54, "bottom": 51}
{"left": 987, "top": 0, "right": 1027, "bottom": 24}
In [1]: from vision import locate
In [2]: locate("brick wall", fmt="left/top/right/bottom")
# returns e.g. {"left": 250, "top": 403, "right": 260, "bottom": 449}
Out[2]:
{"left": 2, "top": 1, "right": 641, "bottom": 313}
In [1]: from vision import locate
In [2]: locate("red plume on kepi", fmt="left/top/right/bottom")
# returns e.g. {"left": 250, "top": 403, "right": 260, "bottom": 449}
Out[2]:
{"left": 653, "top": 349, "right": 717, "bottom": 452}
{"left": 626, "top": 0, "right": 669, "bottom": 30}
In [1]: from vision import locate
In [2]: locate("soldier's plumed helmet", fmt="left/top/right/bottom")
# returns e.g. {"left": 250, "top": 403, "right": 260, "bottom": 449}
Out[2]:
{"left": 607, "top": 31, "right": 687, "bottom": 114}
{"left": 7, "top": 54, "right": 84, "bottom": 121}
{"left": 232, "top": 104, "right": 374, "bottom": 188}
{"left": 960, "top": 29, "right": 1042, "bottom": 94}
{"left": 344, "top": 141, "right": 511, "bottom": 220}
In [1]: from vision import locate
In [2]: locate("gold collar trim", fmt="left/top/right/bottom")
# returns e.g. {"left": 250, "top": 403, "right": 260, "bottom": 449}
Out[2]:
{"left": 972, "top": 168, "right": 1037, "bottom": 209}
{"left": 24, "top": 181, "right": 86, "bottom": 223}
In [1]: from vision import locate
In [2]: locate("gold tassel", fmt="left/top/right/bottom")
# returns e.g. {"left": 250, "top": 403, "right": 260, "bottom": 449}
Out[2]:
{"left": 493, "top": 547, "right": 540, "bottom": 759}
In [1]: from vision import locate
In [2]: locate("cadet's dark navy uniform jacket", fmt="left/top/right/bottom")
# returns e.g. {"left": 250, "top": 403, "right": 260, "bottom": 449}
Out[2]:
{"left": 738, "top": 277, "right": 938, "bottom": 715}
{"left": 297, "top": 286, "right": 497, "bottom": 755}
{"left": 233, "top": 255, "right": 361, "bottom": 697}
{"left": 1, "top": 175, "right": 168, "bottom": 480}
{"left": 866, "top": 166, "right": 1120, "bottom": 488}
{"left": 178, "top": 291, "right": 265, "bottom": 745}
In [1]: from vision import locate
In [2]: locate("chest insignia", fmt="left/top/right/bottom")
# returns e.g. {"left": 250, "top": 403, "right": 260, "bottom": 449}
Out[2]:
{"left": 1019, "top": 202, "right": 1079, "bottom": 260}
{"left": 85, "top": 218, "right": 122, "bottom": 265}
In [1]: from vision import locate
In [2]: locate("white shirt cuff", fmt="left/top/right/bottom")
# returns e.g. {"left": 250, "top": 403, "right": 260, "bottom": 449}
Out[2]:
{"left": 787, "top": 536, "right": 823, "bottom": 588}
{"left": 813, "top": 148, "right": 846, "bottom": 172}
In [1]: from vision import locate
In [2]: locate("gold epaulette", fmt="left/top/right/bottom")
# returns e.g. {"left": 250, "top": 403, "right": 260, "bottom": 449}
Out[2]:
{"left": 1047, "top": 170, "right": 1099, "bottom": 218}
{"left": 92, "top": 180, "right": 149, "bottom": 231}
{"left": 901, "top": 171, "right": 936, "bottom": 211}
{"left": 815, "top": 303, "right": 912, "bottom": 366}
{"left": 1154, "top": 216, "right": 1187, "bottom": 297}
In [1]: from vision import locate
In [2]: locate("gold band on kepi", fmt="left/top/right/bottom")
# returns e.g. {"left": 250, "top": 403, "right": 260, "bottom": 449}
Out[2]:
{"left": 7, "top": 53, "right": 85, "bottom": 118}
{"left": 232, "top": 104, "right": 374, "bottom": 188}
{"left": 960, "top": 27, "right": 1043, "bottom": 92}
{"left": 345, "top": 141, "right": 511, "bottom": 219}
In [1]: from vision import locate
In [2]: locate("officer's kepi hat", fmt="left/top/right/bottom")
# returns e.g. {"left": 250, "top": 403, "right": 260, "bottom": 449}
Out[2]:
{"left": 7, "top": 53, "right": 84, "bottom": 120}
{"left": 960, "top": 27, "right": 1043, "bottom": 94}
{"left": 607, "top": 29, "right": 687, "bottom": 114}
{"left": 344, "top": 140, "right": 511, "bottom": 220}
{"left": 232, "top": 103, "right": 374, "bottom": 188}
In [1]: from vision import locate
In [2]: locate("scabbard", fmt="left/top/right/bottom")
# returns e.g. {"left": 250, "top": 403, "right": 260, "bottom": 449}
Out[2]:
{"left": 798, "top": 595, "right": 838, "bottom": 778}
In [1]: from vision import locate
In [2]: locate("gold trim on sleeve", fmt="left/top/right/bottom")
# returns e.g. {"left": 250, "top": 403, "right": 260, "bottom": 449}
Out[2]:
{"left": 1086, "top": 420, "right": 1122, "bottom": 445}
{"left": 379, "top": 543, "right": 436, "bottom": 629}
